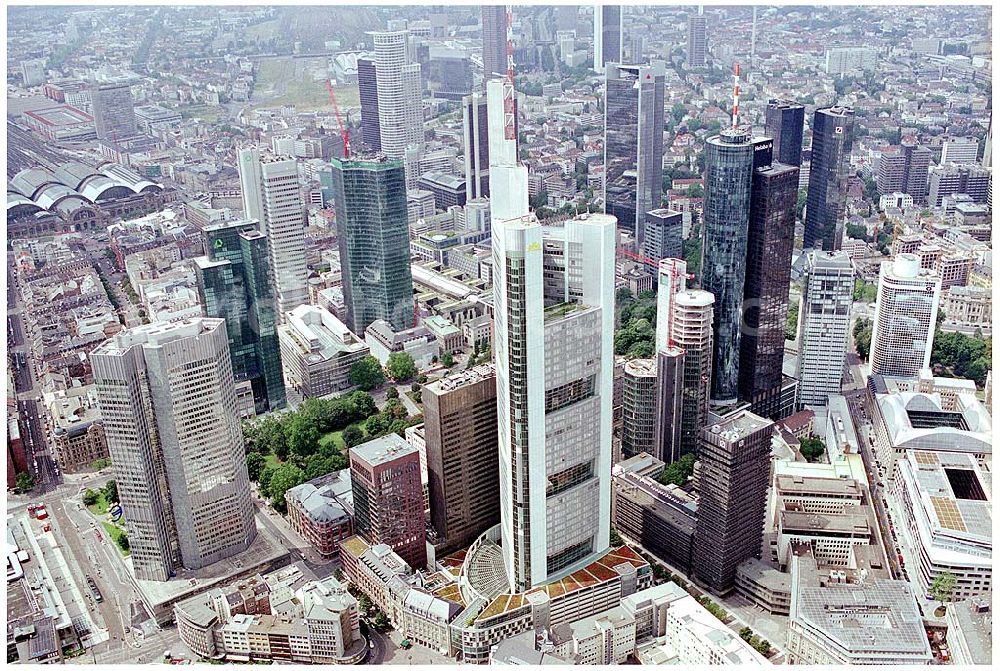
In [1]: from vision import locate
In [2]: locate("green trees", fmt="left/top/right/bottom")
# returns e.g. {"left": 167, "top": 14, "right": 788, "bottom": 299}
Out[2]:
{"left": 104, "top": 479, "right": 119, "bottom": 504}
{"left": 615, "top": 289, "right": 659, "bottom": 359}
{"left": 386, "top": 352, "right": 417, "bottom": 382}
{"left": 682, "top": 235, "right": 702, "bottom": 281}
{"left": 853, "top": 279, "right": 877, "bottom": 303}
{"left": 931, "top": 331, "right": 991, "bottom": 386}
{"left": 116, "top": 533, "right": 130, "bottom": 553}
{"left": 785, "top": 301, "right": 799, "bottom": 341}
{"left": 609, "top": 527, "right": 624, "bottom": 547}
{"left": 659, "top": 453, "right": 696, "bottom": 487}
{"left": 440, "top": 352, "right": 455, "bottom": 367}
{"left": 799, "top": 437, "right": 826, "bottom": 462}
{"left": 246, "top": 453, "right": 266, "bottom": 481}
{"left": 854, "top": 318, "right": 873, "bottom": 360}
{"left": 739, "top": 627, "right": 771, "bottom": 655}
{"left": 930, "top": 572, "right": 957, "bottom": 610}
{"left": 286, "top": 414, "right": 322, "bottom": 458}
{"left": 266, "top": 463, "right": 306, "bottom": 512}
{"left": 342, "top": 424, "right": 365, "bottom": 448}
{"left": 82, "top": 489, "right": 99, "bottom": 506}
{"left": 349, "top": 356, "right": 385, "bottom": 391}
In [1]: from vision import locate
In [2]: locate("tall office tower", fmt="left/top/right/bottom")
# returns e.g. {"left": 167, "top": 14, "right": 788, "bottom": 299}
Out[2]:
{"left": 701, "top": 128, "right": 755, "bottom": 407}
{"left": 765, "top": 100, "right": 805, "bottom": 167}
{"left": 237, "top": 148, "right": 308, "bottom": 318}
{"left": 349, "top": 434, "right": 427, "bottom": 569}
{"left": 593, "top": 5, "right": 622, "bottom": 72}
{"left": 869, "top": 254, "right": 942, "bottom": 379}
{"left": 630, "top": 35, "right": 645, "bottom": 63}
{"left": 687, "top": 12, "right": 708, "bottom": 68}
{"left": 482, "top": 6, "right": 508, "bottom": 80}
{"left": 91, "top": 319, "right": 257, "bottom": 581}
{"left": 194, "top": 220, "right": 286, "bottom": 414}
{"left": 940, "top": 137, "right": 980, "bottom": 165}
{"left": 927, "top": 163, "right": 991, "bottom": 207}
{"left": 91, "top": 81, "right": 137, "bottom": 142}
{"left": 693, "top": 409, "right": 774, "bottom": 595}
{"left": 423, "top": 364, "right": 499, "bottom": 556}
{"left": 901, "top": 142, "right": 932, "bottom": 205}
{"left": 371, "top": 31, "right": 424, "bottom": 169}
{"left": 604, "top": 62, "right": 666, "bottom": 248}
{"left": 982, "top": 120, "right": 992, "bottom": 168}
{"left": 653, "top": 347, "right": 685, "bottom": 464}
{"left": 493, "top": 130, "right": 616, "bottom": 596}
{"left": 643, "top": 209, "right": 683, "bottom": 261}
{"left": 621, "top": 359, "right": 657, "bottom": 460}
{"left": 804, "top": 106, "right": 855, "bottom": 251}
{"left": 738, "top": 143, "right": 798, "bottom": 419}
{"left": 796, "top": 251, "right": 853, "bottom": 408}
{"left": 331, "top": 153, "right": 414, "bottom": 335}
{"left": 463, "top": 90, "right": 494, "bottom": 201}
{"left": 357, "top": 56, "right": 381, "bottom": 152}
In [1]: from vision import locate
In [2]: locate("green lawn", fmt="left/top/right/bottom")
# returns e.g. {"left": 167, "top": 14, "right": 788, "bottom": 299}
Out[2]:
{"left": 101, "top": 521, "right": 130, "bottom": 557}
{"left": 85, "top": 491, "right": 111, "bottom": 516}
{"left": 319, "top": 421, "right": 367, "bottom": 453}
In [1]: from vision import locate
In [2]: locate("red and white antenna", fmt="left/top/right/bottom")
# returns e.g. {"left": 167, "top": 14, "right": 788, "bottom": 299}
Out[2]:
{"left": 503, "top": 5, "right": 516, "bottom": 142}
{"left": 731, "top": 62, "right": 741, "bottom": 128}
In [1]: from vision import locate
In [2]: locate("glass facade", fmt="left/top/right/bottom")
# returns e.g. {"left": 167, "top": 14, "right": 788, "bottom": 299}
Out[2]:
{"left": 765, "top": 100, "right": 805, "bottom": 167}
{"left": 701, "top": 129, "right": 755, "bottom": 405}
{"left": 195, "top": 220, "right": 286, "bottom": 414}
{"left": 604, "top": 62, "right": 665, "bottom": 247}
{"left": 804, "top": 106, "right": 855, "bottom": 251}
{"left": 332, "top": 155, "right": 414, "bottom": 335}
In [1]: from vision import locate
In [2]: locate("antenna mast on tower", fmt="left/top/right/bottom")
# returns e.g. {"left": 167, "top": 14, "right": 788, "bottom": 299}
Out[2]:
{"left": 731, "top": 62, "right": 741, "bottom": 128}
{"left": 504, "top": 5, "right": 517, "bottom": 144}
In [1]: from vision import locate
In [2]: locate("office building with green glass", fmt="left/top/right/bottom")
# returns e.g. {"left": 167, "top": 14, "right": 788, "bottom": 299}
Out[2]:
{"left": 331, "top": 153, "right": 414, "bottom": 335}
{"left": 194, "top": 219, "right": 286, "bottom": 414}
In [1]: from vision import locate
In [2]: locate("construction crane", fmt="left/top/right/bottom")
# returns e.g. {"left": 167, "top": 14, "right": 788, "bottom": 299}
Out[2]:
{"left": 325, "top": 78, "right": 350, "bottom": 159}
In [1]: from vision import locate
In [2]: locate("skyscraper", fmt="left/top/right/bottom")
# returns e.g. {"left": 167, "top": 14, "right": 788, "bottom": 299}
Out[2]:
{"left": 357, "top": 56, "right": 381, "bottom": 152}
{"left": 671, "top": 289, "right": 715, "bottom": 455}
{"left": 463, "top": 91, "right": 489, "bottom": 201}
{"left": 653, "top": 347, "right": 685, "bottom": 464}
{"left": 91, "top": 319, "right": 257, "bottom": 581}
{"left": 621, "top": 359, "right": 658, "bottom": 461}
{"left": 371, "top": 30, "right": 424, "bottom": 180}
{"left": 804, "top": 106, "right": 855, "bottom": 251}
{"left": 604, "top": 61, "right": 665, "bottom": 247}
{"left": 194, "top": 220, "right": 286, "bottom": 414}
{"left": 765, "top": 100, "right": 805, "bottom": 167}
{"left": 738, "top": 142, "right": 798, "bottom": 419}
{"left": 481, "top": 6, "right": 508, "bottom": 80}
{"left": 701, "top": 128, "right": 755, "bottom": 407}
{"left": 869, "top": 254, "right": 942, "bottom": 379}
{"left": 693, "top": 409, "right": 774, "bottom": 595}
{"left": 796, "top": 251, "right": 853, "bottom": 408}
{"left": 877, "top": 142, "right": 932, "bottom": 205}
{"left": 349, "top": 434, "right": 426, "bottom": 569}
{"left": 643, "top": 209, "right": 683, "bottom": 261}
{"left": 331, "top": 153, "right": 414, "bottom": 335}
{"left": 91, "top": 81, "right": 137, "bottom": 142}
{"left": 687, "top": 12, "right": 707, "bottom": 68}
{"left": 424, "top": 364, "right": 499, "bottom": 555}
{"left": 237, "top": 148, "right": 309, "bottom": 318}
{"left": 593, "top": 5, "right": 622, "bottom": 72}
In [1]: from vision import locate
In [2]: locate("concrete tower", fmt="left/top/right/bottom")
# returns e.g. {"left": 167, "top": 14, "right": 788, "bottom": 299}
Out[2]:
{"left": 869, "top": 254, "right": 942, "bottom": 379}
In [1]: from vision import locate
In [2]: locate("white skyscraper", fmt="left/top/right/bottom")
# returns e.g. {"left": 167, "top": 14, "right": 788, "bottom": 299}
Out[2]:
{"left": 869, "top": 254, "right": 942, "bottom": 379}
{"left": 238, "top": 148, "right": 308, "bottom": 318}
{"left": 490, "top": 80, "right": 615, "bottom": 592}
{"left": 371, "top": 30, "right": 424, "bottom": 186}
{"left": 91, "top": 319, "right": 257, "bottom": 581}
{"left": 797, "top": 251, "right": 854, "bottom": 407}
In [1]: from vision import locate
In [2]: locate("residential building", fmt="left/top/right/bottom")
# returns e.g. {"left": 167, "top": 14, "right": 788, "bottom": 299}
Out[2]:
{"left": 91, "top": 319, "right": 257, "bottom": 581}
{"left": 277, "top": 305, "right": 369, "bottom": 398}
{"left": 694, "top": 410, "right": 775, "bottom": 594}
{"left": 350, "top": 434, "right": 427, "bottom": 569}
{"left": 804, "top": 107, "right": 855, "bottom": 251}
{"left": 237, "top": 149, "right": 309, "bottom": 317}
{"left": 422, "top": 364, "right": 499, "bottom": 555}
{"left": 285, "top": 470, "right": 355, "bottom": 558}
{"left": 739, "top": 141, "right": 798, "bottom": 419}
{"left": 91, "top": 81, "right": 136, "bottom": 142}
{"left": 869, "top": 254, "right": 942, "bottom": 378}
{"left": 765, "top": 100, "right": 805, "bottom": 167}
{"left": 702, "top": 128, "right": 755, "bottom": 406}
{"left": 797, "top": 251, "right": 853, "bottom": 408}
{"left": 194, "top": 219, "right": 286, "bottom": 413}
{"left": 604, "top": 62, "right": 666, "bottom": 248}
{"left": 594, "top": 5, "right": 622, "bottom": 71}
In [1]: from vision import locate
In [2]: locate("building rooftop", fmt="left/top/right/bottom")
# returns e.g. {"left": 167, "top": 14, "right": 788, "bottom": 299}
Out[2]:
{"left": 281, "top": 304, "right": 365, "bottom": 362}
{"left": 285, "top": 469, "right": 354, "bottom": 522}
{"left": 706, "top": 409, "right": 773, "bottom": 443}
{"left": 350, "top": 433, "right": 417, "bottom": 467}
{"left": 775, "top": 474, "right": 863, "bottom": 498}
{"left": 780, "top": 504, "right": 871, "bottom": 535}
{"left": 899, "top": 450, "right": 991, "bottom": 540}
{"left": 946, "top": 594, "right": 992, "bottom": 665}
{"left": 91, "top": 317, "right": 223, "bottom": 357}
{"left": 426, "top": 363, "right": 496, "bottom": 395}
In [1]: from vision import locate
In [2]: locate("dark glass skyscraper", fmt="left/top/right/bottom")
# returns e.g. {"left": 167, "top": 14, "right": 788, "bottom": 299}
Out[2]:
{"left": 738, "top": 139, "right": 799, "bottom": 419}
{"left": 804, "top": 106, "right": 855, "bottom": 251}
{"left": 357, "top": 56, "right": 381, "bottom": 152}
{"left": 332, "top": 154, "right": 414, "bottom": 335}
{"left": 701, "top": 128, "right": 755, "bottom": 406}
{"left": 764, "top": 100, "right": 805, "bottom": 167}
{"left": 687, "top": 12, "right": 707, "bottom": 67}
{"left": 194, "top": 220, "right": 286, "bottom": 414}
{"left": 482, "top": 6, "right": 508, "bottom": 80}
{"left": 604, "top": 61, "right": 665, "bottom": 248}
{"left": 595, "top": 5, "right": 622, "bottom": 70}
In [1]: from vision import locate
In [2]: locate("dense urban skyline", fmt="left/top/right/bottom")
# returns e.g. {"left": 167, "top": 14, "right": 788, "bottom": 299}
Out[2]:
{"left": 5, "top": 3, "right": 992, "bottom": 667}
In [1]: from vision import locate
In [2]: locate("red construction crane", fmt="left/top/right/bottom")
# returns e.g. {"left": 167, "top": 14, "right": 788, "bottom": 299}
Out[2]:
{"left": 325, "top": 78, "right": 350, "bottom": 158}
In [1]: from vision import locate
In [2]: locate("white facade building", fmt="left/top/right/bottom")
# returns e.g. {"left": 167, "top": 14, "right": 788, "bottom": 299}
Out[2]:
{"left": 824, "top": 47, "right": 878, "bottom": 75}
{"left": 940, "top": 137, "right": 980, "bottom": 165}
{"left": 371, "top": 30, "right": 424, "bottom": 186}
{"left": 869, "top": 254, "right": 942, "bottom": 379}
{"left": 797, "top": 251, "right": 853, "bottom": 408}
